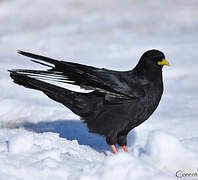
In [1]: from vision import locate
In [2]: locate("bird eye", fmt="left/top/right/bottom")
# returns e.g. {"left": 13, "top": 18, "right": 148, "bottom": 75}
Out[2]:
{"left": 153, "top": 57, "right": 160, "bottom": 65}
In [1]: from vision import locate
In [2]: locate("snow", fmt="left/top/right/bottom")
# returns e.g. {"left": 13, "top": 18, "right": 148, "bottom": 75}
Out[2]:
{"left": 145, "top": 131, "right": 198, "bottom": 172}
{"left": 0, "top": 0, "right": 198, "bottom": 179}
{"left": 8, "top": 132, "right": 34, "bottom": 153}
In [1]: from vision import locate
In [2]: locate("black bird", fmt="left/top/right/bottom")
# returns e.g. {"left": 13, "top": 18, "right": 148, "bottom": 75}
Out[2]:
{"left": 9, "top": 49, "right": 170, "bottom": 153}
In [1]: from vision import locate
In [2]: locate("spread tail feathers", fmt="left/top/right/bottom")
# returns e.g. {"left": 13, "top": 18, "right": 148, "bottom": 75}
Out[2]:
{"left": 9, "top": 71, "right": 92, "bottom": 117}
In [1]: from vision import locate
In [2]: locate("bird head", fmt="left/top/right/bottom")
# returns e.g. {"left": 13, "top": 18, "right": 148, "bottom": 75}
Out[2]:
{"left": 138, "top": 49, "right": 170, "bottom": 70}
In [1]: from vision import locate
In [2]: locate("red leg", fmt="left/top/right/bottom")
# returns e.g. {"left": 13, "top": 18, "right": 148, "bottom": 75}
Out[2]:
{"left": 122, "top": 145, "right": 128, "bottom": 152}
{"left": 111, "top": 145, "right": 118, "bottom": 154}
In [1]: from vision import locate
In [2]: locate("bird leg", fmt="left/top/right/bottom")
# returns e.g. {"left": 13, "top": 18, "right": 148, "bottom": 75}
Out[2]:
{"left": 111, "top": 145, "right": 118, "bottom": 154}
{"left": 122, "top": 145, "right": 128, "bottom": 152}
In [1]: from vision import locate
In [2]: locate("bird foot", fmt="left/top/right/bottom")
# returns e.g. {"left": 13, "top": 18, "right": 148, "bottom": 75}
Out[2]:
{"left": 111, "top": 145, "right": 128, "bottom": 153}
{"left": 122, "top": 145, "right": 128, "bottom": 152}
{"left": 111, "top": 145, "right": 118, "bottom": 154}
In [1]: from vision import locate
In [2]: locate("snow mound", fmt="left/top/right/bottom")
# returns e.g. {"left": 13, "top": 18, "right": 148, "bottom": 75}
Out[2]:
{"left": 89, "top": 153, "right": 157, "bottom": 180}
{"left": 8, "top": 132, "right": 34, "bottom": 153}
{"left": 0, "top": 129, "right": 105, "bottom": 180}
{"left": 145, "top": 131, "right": 198, "bottom": 172}
{"left": 2, "top": 129, "right": 198, "bottom": 180}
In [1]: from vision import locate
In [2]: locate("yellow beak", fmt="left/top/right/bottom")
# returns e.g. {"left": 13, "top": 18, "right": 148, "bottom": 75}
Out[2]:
{"left": 157, "top": 58, "right": 170, "bottom": 66}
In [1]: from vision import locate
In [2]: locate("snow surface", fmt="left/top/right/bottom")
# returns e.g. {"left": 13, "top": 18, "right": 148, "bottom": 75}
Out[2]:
{"left": 0, "top": 0, "right": 198, "bottom": 179}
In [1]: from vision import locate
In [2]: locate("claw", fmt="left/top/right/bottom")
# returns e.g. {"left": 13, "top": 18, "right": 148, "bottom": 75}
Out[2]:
{"left": 122, "top": 145, "right": 128, "bottom": 152}
{"left": 111, "top": 145, "right": 118, "bottom": 154}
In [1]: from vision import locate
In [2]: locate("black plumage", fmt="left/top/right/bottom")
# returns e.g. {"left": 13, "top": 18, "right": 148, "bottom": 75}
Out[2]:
{"left": 9, "top": 49, "right": 170, "bottom": 153}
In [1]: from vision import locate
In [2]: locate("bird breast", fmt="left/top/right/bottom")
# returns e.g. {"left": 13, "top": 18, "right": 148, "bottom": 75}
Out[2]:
{"left": 130, "top": 83, "right": 163, "bottom": 124}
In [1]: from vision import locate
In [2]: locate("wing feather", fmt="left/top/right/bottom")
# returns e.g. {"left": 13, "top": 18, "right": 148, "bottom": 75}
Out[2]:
{"left": 13, "top": 51, "right": 146, "bottom": 98}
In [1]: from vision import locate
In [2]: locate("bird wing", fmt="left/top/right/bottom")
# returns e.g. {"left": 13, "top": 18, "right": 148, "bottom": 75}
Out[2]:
{"left": 12, "top": 51, "right": 146, "bottom": 99}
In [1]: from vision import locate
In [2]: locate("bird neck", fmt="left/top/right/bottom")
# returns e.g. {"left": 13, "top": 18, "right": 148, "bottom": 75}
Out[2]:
{"left": 134, "top": 63, "right": 163, "bottom": 83}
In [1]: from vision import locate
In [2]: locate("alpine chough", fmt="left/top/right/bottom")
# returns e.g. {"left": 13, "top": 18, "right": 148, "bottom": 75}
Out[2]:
{"left": 9, "top": 49, "right": 170, "bottom": 153}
